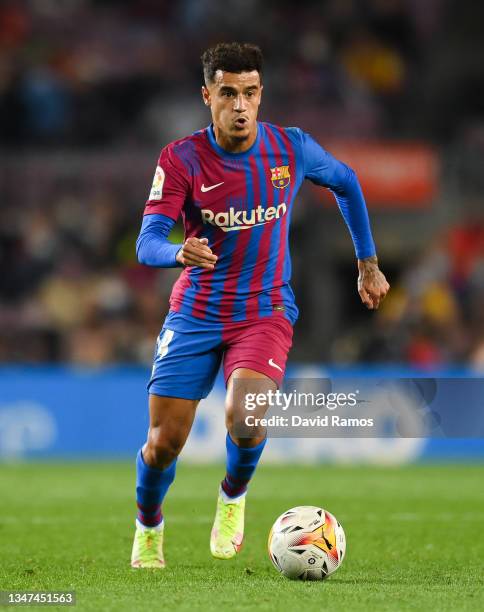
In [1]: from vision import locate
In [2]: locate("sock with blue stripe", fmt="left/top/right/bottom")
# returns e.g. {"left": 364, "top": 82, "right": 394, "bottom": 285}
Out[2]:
{"left": 221, "top": 433, "right": 267, "bottom": 499}
{"left": 136, "top": 448, "right": 176, "bottom": 527}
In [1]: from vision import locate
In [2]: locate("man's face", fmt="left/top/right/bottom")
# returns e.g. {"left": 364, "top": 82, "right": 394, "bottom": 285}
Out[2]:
{"left": 202, "top": 70, "right": 262, "bottom": 142}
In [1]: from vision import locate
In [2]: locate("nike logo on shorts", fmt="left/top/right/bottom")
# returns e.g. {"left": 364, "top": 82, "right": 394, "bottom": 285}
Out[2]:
{"left": 268, "top": 358, "right": 283, "bottom": 373}
{"left": 201, "top": 182, "right": 224, "bottom": 193}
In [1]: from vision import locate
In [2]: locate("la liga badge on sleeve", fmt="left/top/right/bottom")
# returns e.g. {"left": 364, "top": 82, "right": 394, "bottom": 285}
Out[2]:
{"left": 149, "top": 165, "right": 165, "bottom": 201}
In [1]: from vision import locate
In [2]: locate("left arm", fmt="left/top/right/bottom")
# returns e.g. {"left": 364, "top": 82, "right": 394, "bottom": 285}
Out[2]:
{"left": 299, "top": 130, "right": 390, "bottom": 309}
{"left": 357, "top": 254, "right": 390, "bottom": 310}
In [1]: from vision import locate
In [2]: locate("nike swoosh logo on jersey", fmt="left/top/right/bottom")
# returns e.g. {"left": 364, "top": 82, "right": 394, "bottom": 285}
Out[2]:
{"left": 201, "top": 182, "right": 224, "bottom": 193}
{"left": 268, "top": 358, "right": 283, "bottom": 373}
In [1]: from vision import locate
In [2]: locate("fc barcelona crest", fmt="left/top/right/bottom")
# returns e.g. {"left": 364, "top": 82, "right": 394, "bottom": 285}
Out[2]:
{"left": 270, "top": 165, "right": 291, "bottom": 189}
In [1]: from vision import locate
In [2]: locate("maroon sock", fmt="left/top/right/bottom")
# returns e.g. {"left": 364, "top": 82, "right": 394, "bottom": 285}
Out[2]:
{"left": 221, "top": 473, "right": 249, "bottom": 498}
{"left": 137, "top": 502, "right": 162, "bottom": 527}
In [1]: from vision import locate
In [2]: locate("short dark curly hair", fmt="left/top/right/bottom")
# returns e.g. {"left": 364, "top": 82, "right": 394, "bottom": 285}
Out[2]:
{"left": 201, "top": 42, "right": 263, "bottom": 85}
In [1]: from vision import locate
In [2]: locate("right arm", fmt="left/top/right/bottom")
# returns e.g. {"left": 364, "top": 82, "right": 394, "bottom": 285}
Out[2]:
{"left": 136, "top": 213, "right": 182, "bottom": 268}
{"left": 137, "top": 146, "right": 217, "bottom": 270}
{"left": 136, "top": 213, "right": 217, "bottom": 269}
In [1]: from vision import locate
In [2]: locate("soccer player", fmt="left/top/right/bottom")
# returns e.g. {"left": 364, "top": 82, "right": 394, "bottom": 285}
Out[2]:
{"left": 131, "top": 42, "right": 389, "bottom": 568}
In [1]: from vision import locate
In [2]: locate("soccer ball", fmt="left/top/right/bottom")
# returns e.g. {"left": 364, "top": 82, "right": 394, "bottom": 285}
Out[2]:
{"left": 268, "top": 506, "right": 346, "bottom": 581}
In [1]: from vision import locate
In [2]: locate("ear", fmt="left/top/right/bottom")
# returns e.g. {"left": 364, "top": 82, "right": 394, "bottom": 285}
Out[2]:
{"left": 201, "top": 85, "right": 211, "bottom": 107}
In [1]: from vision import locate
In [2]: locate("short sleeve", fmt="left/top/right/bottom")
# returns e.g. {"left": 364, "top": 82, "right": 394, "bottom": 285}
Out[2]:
{"left": 143, "top": 145, "right": 190, "bottom": 221}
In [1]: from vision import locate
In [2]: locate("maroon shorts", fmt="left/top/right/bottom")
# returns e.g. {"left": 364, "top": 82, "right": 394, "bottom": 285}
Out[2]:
{"left": 148, "top": 311, "right": 293, "bottom": 400}
{"left": 222, "top": 313, "right": 293, "bottom": 387}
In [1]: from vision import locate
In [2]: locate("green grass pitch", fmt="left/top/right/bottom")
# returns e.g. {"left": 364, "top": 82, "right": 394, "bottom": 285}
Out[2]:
{"left": 1, "top": 463, "right": 483, "bottom": 611}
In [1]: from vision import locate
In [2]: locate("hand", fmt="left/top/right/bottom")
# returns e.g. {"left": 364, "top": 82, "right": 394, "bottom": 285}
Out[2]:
{"left": 357, "top": 256, "right": 390, "bottom": 310}
{"left": 176, "top": 237, "right": 218, "bottom": 270}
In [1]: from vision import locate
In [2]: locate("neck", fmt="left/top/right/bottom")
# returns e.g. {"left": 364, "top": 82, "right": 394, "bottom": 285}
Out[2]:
{"left": 213, "top": 123, "right": 257, "bottom": 153}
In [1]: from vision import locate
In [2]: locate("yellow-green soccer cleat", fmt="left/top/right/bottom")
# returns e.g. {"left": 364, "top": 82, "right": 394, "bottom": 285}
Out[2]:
{"left": 210, "top": 488, "right": 245, "bottom": 559}
{"left": 131, "top": 522, "right": 165, "bottom": 569}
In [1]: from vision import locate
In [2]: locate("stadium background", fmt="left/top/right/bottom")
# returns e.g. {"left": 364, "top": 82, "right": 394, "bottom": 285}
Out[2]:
{"left": 1, "top": 3, "right": 484, "bottom": 610}
{"left": 1, "top": 0, "right": 483, "bottom": 461}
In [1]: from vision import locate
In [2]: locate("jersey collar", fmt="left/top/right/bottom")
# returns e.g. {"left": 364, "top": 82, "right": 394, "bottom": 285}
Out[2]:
{"left": 206, "top": 122, "right": 260, "bottom": 159}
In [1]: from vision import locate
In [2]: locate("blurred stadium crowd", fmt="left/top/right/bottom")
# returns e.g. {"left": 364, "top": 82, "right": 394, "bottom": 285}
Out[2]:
{"left": 1, "top": 0, "right": 483, "bottom": 368}
{"left": 3, "top": 0, "right": 482, "bottom": 146}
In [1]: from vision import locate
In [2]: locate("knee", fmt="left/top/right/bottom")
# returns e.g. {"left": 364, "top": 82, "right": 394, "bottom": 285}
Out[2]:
{"left": 225, "top": 405, "right": 266, "bottom": 445}
{"left": 145, "top": 426, "right": 185, "bottom": 469}
{"left": 225, "top": 405, "right": 236, "bottom": 433}
{"left": 225, "top": 402, "right": 246, "bottom": 435}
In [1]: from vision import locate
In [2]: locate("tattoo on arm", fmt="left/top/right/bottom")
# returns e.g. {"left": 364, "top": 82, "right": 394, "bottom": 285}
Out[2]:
{"left": 360, "top": 255, "right": 378, "bottom": 265}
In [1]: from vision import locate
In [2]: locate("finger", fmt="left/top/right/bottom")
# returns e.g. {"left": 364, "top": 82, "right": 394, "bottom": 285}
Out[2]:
{"left": 184, "top": 237, "right": 216, "bottom": 255}
{"left": 186, "top": 237, "right": 212, "bottom": 252}
{"left": 359, "top": 287, "right": 374, "bottom": 309}
{"left": 379, "top": 277, "right": 390, "bottom": 294}
{"left": 182, "top": 253, "right": 216, "bottom": 269}
{"left": 185, "top": 251, "right": 217, "bottom": 264}
{"left": 367, "top": 289, "right": 381, "bottom": 309}
{"left": 182, "top": 258, "right": 215, "bottom": 270}
{"left": 184, "top": 243, "right": 218, "bottom": 262}
{"left": 186, "top": 237, "right": 210, "bottom": 249}
{"left": 378, "top": 283, "right": 390, "bottom": 302}
{"left": 182, "top": 251, "right": 213, "bottom": 264}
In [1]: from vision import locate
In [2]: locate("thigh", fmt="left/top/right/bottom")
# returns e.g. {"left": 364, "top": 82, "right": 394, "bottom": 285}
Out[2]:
{"left": 148, "top": 394, "right": 199, "bottom": 430}
{"left": 222, "top": 313, "right": 293, "bottom": 387}
{"left": 148, "top": 325, "right": 223, "bottom": 400}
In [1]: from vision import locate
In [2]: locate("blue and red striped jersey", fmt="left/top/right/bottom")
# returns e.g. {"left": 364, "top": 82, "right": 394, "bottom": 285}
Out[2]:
{"left": 143, "top": 122, "right": 375, "bottom": 325}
